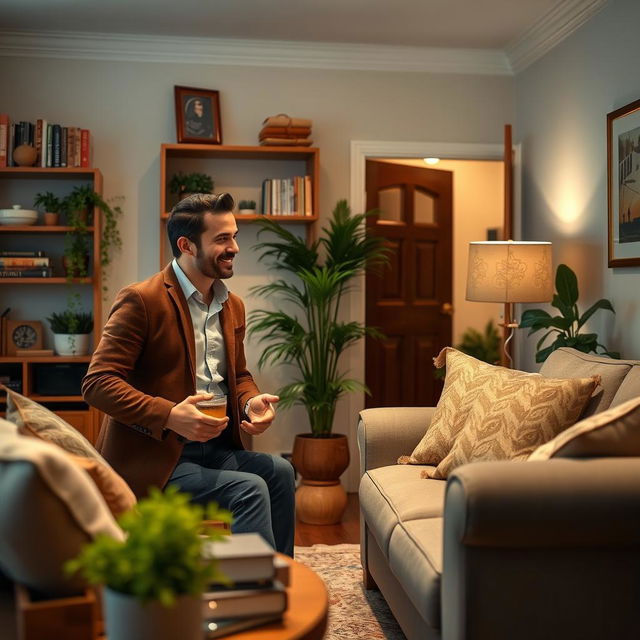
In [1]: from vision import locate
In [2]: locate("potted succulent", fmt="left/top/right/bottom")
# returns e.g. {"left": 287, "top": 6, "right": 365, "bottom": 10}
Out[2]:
{"left": 66, "top": 486, "right": 231, "bottom": 640}
{"left": 520, "top": 263, "right": 620, "bottom": 362}
{"left": 33, "top": 191, "right": 63, "bottom": 225}
{"left": 47, "top": 297, "right": 93, "bottom": 356}
{"left": 169, "top": 172, "right": 214, "bottom": 201}
{"left": 249, "top": 199, "right": 387, "bottom": 524}
{"left": 238, "top": 199, "right": 257, "bottom": 215}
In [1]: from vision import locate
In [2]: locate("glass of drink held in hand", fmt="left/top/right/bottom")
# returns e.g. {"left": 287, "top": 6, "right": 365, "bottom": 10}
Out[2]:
{"left": 196, "top": 394, "right": 228, "bottom": 419}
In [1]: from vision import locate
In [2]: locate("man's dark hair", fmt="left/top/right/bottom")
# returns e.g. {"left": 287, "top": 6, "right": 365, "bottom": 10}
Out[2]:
{"left": 167, "top": 192, "right": 235, "bottom": 258}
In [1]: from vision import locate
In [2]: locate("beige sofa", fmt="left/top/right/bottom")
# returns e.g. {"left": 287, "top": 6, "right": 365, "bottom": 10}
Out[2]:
{"left": 358, "top": 348, "right": 640, "bottom": 640}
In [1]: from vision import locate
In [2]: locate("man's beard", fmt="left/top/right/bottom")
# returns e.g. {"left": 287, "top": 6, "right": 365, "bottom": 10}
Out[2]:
{"left": 195, "top": 246, "right": 234, "bottom": 279}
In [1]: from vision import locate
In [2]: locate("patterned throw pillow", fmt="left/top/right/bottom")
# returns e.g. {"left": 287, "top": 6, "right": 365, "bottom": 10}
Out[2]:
{"left": 529, "top": 395, "right": 640, "bottom": 461}
{"left": 398, "top": 348, "right": 599, "bottom": 479}
{"left": 2, "top": 387, "right": 136, "bottom": 516}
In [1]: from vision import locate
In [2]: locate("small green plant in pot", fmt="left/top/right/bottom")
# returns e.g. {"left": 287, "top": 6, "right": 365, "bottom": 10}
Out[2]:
{"left": 47, "top": 294, "right": 93, "bottom": 356}
{"left": 33, "top": 191, "right": 63, "bottom": 225}
{"left": 238, "top": 199, "right": 257, "bottom": 214}
{"left": 66, "top": 486, "right": 231, "bottom": 640}
{"left": 520, "top": 263, "right": 620, "bottom": 362}
{"left": 169, "top": 172, "right": 214, "bottom": 200}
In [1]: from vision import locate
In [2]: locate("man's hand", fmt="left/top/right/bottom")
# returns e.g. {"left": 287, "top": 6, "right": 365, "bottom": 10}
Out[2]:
{"left": 166, "top": 393, "right": 229, "bottom": 442}
{"left": 241, "top": 393, "right": 279, "bottom": 436}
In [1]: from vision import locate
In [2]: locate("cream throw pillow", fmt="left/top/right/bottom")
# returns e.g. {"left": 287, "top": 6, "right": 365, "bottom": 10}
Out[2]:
{"left": 399, "top": 348, "right": 599, "bottom": 479}
{"left": 529, "top": 395, "right": 640, "bottom": 460}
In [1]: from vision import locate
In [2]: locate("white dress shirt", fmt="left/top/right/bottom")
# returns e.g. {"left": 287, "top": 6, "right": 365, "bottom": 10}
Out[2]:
{"left": 172, "top": 259, "right": 228, "bottom": 397}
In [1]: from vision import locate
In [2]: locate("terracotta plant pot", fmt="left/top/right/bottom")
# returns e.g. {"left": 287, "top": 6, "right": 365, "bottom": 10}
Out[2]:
{"left": 292, "top": 433, "right": 350, "bottom": 525}
{"left": 43, "top": 212, "right": 60, "bottom": 226}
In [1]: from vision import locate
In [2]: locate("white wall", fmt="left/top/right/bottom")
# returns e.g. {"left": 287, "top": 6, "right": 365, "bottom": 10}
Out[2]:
{"left": 515, "top": 0, "right": 640, "bottom": 367}
{"left": 0, "top": 53, "right": 513, "bottom": 486}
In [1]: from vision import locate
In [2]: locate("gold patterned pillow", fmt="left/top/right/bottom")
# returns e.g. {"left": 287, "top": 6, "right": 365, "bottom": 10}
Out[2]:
{"left": 528, "top": 395, "right": 640, "bottom": 461}
{"left": 412, "top": 349, "right": 599, "bottom": 479}
{"left": 3, "top": 386, "right": 104, "bottom": 462}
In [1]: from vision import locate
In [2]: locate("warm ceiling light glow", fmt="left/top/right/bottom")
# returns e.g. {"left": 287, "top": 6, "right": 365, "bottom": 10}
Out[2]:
{"left": 423, "top": 157, "right": 440, "bottom": 165}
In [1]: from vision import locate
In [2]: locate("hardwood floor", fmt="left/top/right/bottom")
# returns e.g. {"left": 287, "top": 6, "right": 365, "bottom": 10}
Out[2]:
{"left": 294, "top": 492, "right": 360, "bottom": 546}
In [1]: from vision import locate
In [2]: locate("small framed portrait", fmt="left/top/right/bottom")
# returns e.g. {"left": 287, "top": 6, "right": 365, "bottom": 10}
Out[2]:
{"left": 607, "top": 97, "right": 640, "bottom": 267}
{"left": 174, "top": 86, "right": 222, "bottom": 145}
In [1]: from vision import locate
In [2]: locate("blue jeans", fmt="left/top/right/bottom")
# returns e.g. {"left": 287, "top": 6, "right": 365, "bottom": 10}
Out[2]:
{"left": 167, "top": 439, "right": 296, "bottom": 556}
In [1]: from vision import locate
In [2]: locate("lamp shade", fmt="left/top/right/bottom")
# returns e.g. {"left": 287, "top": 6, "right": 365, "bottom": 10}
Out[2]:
{"left": 466, "top": 241, "right": 553, "bottom": 303}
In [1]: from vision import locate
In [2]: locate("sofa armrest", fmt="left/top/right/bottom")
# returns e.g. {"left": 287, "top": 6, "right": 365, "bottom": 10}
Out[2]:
{"left": 445, "top": 458, "right": 640, "bottom": 548}
{"left": 357, "top": 406, "right": 435, "bottom": 473}
{"left": 442, "top": 458, "right": 640, "bottom": 640}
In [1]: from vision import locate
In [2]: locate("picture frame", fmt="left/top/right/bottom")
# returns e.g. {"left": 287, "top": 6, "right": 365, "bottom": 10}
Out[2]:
{"left": 607, "top": 97, "right": 640, "bottom": 267}
{"left": 174, "top": 86, "right": 222, "bottom": 145}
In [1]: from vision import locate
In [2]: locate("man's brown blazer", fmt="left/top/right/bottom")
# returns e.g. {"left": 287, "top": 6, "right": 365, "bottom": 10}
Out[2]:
{"left": 82, "top": 264, "right": 260, "bottom": 498}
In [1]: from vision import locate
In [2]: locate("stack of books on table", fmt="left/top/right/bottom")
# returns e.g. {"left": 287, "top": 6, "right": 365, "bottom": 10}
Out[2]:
{"left": 259, "top": 114, "right": 313, "bottom": 147}
{"left": 201, "top": 533, "right": 289, "bottom": 639}
{"left": 0, "top": 253, "right": 52, "bottom": 278}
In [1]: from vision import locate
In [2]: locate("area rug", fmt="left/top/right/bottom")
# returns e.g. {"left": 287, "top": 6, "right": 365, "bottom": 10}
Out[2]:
{"left": 294, "top": 543, "right": 406, "bottom": 640}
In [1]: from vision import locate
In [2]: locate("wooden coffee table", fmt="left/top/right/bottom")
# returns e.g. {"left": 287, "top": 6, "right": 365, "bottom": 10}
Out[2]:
{"left": 219, "top": 554, "right": 328, "bottom": 639}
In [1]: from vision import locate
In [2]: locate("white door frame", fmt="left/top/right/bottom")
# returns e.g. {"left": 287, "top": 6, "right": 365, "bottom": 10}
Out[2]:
{"left": 343, "top": 139, "right": 520, "bottom": 492}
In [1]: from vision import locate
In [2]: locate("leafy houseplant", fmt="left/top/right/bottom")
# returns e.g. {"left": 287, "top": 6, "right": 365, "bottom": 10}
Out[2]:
{"left": 67, "top": 486, "right": 231, "bottom": 640}
{"left": 238, "top": 199, "right": 256, "bottom": 212}
{"left": 520, "top": 263, "right": 620, "bottom": 363}
{"left": 33, "top": 191, "right": 63, "bottom": 224}
{"left": 249, "top": 199, "right": 388, "bottom": 437}
{"left": 169, "top": 172, "right": 214, "bottom": 198}
{"left": 47, "top": 294, "right": 93, "bottom": 356}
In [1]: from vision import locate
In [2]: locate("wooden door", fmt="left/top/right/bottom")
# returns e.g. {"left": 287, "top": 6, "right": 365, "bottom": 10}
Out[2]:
{"left": 365, "top": 160, "right": 453, "bottom": 408}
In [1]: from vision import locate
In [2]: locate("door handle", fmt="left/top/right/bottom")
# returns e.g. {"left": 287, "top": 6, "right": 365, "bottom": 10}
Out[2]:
{"left": 440, "top": 302, "right": 453, "bottom": 316}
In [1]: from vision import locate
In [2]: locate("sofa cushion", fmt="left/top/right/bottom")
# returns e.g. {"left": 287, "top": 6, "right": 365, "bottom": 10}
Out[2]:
{"left": 0, "top": 418, "right": 123, "bottom": 598}
{"left": 540, "top": 347, "right": 635, "bottom": 415}
{"left": 610, "top": 365, "right": 640, "bottom": 407}
{"left": 360, "top": 465, "right": 445, "bottom": 555}
{"left": 388, "top": 519, "right": 443, "bottom": 629}
{"left": 529, "top": 396, "right": 640, "bottom": 460}
{"left": 421, "top": 351, "right": 598, "bottom": 479}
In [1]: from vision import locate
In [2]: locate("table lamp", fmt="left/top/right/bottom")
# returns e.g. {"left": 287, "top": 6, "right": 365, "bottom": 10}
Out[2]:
{"left": 466, "top": 241, "right": 553, "bottom": 367}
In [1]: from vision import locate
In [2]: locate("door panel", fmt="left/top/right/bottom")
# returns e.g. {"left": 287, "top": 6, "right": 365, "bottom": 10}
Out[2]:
{"left": 365, "top": 160, "right": 453, "bottom": 408}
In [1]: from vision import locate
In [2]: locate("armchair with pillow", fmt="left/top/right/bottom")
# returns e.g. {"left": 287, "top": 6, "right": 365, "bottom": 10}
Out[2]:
{"left": 358, "top": 347, "right": 640, "bottom": 640}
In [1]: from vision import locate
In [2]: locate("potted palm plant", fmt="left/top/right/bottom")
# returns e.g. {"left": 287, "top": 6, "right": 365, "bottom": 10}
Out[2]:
{"left": 67, "top": 486, "right": 231, "bottom": 640}
{"left": 249, "top": 200, "right": 387, "bottom": 524}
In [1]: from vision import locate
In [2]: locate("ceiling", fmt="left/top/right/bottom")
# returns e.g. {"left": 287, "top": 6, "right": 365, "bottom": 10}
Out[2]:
{"left": 0, "top": 0, "right": 566, "bottom": 49}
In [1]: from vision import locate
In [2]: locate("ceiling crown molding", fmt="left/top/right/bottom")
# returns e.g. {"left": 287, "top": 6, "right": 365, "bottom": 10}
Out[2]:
{"left": 506, "top": 0, "right": 608, "bottom": 73}
{"left": 0, "top": 29, "right": 511, "bottom": 75}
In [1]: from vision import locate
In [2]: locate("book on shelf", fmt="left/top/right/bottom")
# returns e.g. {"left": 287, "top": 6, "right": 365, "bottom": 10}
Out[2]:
{"left": 0, "top": 267, "right": 53, "bottom": 278}
{"left": 202, "top": 581, "right": 287, "bottom": 621}
{"left": 0, "top": 113, "right": 8, "bottom": 168}
{"left": 261, "top": 176, "right": 313, "bottom": 216}
{"left": 203, "top": 613, "right": 283, "bottom": 639}
{"left": 203, "top": 532, "right": 275, "bottom": 584}
{"left": 0, "top": 257, "right": 50, "bottom": 267}
{"left": 0, "top": 251, "right": 47, "bottom": 258}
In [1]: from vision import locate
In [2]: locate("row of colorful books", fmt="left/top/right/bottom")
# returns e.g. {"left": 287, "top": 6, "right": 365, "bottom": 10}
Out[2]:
{"left": 0, "top": 115, "right": 91, "bottom": 168}
{"left": 261, "top": 176, "right": 313, "bottom": 216}
{"left": 0, "top": 251, "right": 53, "bottom": 278}
{"left": 201, "top": 533, "right": 288, "bottom": 638}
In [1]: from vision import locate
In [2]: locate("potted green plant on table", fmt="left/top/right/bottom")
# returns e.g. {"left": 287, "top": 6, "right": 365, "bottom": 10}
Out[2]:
{"left": 249, "top": 199, "right": 388, "bottom": 524}
{"left": 67, "top": 486, "right": 231, "bottom": 640}
{"left": 33, "top": 191, "right": 63, "bottom": 225}
{"left": 47, "top": 295, "right": 93, "bottom": 356}
{"left": 238, "top": 200, "right": 257, "bottom": 215}
{"left": 169, "top": 172, "right": 214, "bottom": 202}
{"left": 520, "top": 263, "right": 620, "bottom": 363}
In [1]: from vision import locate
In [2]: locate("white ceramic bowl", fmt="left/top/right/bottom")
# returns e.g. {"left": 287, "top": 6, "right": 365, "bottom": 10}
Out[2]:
{"left": 0, "top": 208, "right": 38, "bottom": 226}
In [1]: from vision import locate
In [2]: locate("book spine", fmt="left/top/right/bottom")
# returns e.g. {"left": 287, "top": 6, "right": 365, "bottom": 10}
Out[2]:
{"left": 304, "top": 175, "right": 312, "bottom": 216}
{"left": 52, "top": 125, "right": 61, "bottom": 167}
{"left": 60, "top": 127, "right": 68, "bottom": 167}
{"left": 0, "top": 257, "right": 50, "bottom": 267}
{"left": 46, "top": 123, "right": 53, "bottom": 167}
{"left": 35, "top": 119, "right": 43, "bottom": 166}
{"left": 80, "top": 129, "right": 89, "bottom": 167}
{"left": 0, "top": 114, "right": 8, "bottom": 168}
{"left": 74, "top": 127, "right": 81, "bottom": 167}
{"left": 0, "top": 268, "right": 53, "bottom": 278}
{"left": 0, "top": 250, "right": 46, "bottom": 257}
{"left": 7, "top": 122, "right": 15, "bottom": 166}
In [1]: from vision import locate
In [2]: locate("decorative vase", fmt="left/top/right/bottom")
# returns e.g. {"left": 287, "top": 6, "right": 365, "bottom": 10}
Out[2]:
{"left": 292, "top": 433, "right": 350, "bottom": 525}
{"left": 53, "top": 333, "right": 90, "bottom": 356}
{"left": 43, "top": 212, "right": 60, "bottom": 226}
{"left": 12, "top": 144, "right": 37, "bottom": 167}
{"left": 103, "top": 588, "right": 202, "bottom": 640}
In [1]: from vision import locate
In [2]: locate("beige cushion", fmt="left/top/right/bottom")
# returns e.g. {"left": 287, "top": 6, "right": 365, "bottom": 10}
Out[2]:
{"left": 610, "top": 366, "right": 640, "bottom": 407}
{"left": 0, "top": 418, "right": 123, "bottom": 597}
{"left": 540, "top": 347, "right": 634, "bottom": 415}
{"left": 413, "top": 349, "right": 598, "bottom": 479}
{"left": 529, "top": 396, "right": 640, "bottom": 460}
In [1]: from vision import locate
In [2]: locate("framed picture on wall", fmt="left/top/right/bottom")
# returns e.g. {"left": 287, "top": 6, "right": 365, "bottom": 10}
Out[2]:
{"left": 607, "top": 97, "right": 640, "bottom": 267}
{"left": 174, "top": 86, "right": 222, "bottom": 145}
